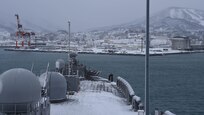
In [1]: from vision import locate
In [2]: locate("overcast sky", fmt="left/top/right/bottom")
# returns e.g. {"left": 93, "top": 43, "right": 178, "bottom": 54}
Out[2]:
{"left": 0, "top": 0, "right": 204, "bottom": 32}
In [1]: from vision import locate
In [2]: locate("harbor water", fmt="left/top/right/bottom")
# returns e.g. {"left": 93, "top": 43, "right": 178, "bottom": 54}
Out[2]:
{"left": 0, "top": 49, "right": 204, "bottom": 115}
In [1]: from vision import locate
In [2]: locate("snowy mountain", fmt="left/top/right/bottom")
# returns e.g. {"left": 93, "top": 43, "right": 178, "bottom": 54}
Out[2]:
{"left": 91, "top": 7, "right": 204, "bottom": 34}
{"left": 149, "top": 7, "right": 204, "bottom": 32}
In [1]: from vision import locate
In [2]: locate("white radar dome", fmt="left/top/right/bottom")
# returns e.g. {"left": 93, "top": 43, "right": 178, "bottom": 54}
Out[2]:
{"left": 0, "top": 68, "right": 41, "bottom": 103}
{"left": 40, "top": 72, "right": 67, "bottom": 102}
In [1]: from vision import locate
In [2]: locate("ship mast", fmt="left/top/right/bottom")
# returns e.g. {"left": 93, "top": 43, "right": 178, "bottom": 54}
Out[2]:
{"left": 145, "top": 0, "right": 150, "bottom": 115}
{"left": 68, "top": 21, "right": 71, "bottom": 75}
{"left": 68, "top": 21, "right": 71, "bottom": 54}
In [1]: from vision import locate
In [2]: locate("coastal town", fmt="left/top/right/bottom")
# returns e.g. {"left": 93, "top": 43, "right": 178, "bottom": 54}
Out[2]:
{"left": 1, "top": 7, "right": 204, "bottom": 55}
{"left": 1, "top": 27, "right": 204, "bottom": 56}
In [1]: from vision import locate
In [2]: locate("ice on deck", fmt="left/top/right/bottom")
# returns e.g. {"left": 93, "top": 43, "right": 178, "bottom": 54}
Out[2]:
{"left": 51, "top": 81, "right": 137, "bottom": 115}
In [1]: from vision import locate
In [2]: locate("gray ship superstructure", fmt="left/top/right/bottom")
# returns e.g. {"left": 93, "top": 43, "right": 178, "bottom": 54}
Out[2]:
{"left": 0, "top": 53, "right": 145, "bottom": 115}
{"left": 0, "top": 52, "right": 176, "bottom": 115}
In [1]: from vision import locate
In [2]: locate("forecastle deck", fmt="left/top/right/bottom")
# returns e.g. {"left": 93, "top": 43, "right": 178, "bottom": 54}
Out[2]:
{"left": 51, "top": 80, "right": 138, "bottom": 115}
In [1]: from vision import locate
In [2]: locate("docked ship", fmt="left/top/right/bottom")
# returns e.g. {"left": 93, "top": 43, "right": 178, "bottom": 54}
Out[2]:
{"left": 0, "top": 52, "right": 175, "bottom": 115}
{"left": 0, "top": 1, "right": 176, "bottom": 115}
{"left": 0, "top": 52, "right": 142, "bottom": 115}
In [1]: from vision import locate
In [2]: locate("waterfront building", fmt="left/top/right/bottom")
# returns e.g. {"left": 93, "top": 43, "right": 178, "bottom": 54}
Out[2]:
{"left": 171, "top": 36, "right": 191, "bottom": 50}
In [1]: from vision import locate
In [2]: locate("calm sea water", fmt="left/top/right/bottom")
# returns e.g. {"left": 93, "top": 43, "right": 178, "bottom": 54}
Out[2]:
{"left": 0, "top": 49, "right": 204, "bottom": 115}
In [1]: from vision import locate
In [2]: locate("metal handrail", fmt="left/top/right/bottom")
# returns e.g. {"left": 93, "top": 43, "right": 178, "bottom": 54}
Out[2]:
{"left": 0, "top": 102, "right": 40, "bottom": 113}
{"left": 116, "top": 77, "right": 135, "bottom": 104}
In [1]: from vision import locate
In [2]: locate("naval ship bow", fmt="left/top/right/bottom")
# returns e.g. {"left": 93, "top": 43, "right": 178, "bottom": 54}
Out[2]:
{"left": 50, "top": 52, "right": 144, "bottom": 115}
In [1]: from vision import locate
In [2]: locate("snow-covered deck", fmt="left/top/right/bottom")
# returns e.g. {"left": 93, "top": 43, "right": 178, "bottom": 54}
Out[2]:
{"left": 51, "top": 81, "right": 137, "bottom": 115}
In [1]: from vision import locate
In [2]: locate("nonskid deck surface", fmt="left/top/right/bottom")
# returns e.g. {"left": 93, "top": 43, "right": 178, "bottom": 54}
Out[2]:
{"left": 80, "top": 80, "right": 119, "bottom": 95}
{"left": 51, "top": 80, "right": 137, "bottom": 115}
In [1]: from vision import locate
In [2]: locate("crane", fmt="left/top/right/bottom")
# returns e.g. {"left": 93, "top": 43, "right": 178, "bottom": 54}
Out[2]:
{"left": 15, "top": 14, "right": 23, "bottom": 32}
{"left": 14, "top": 14, "right": 35, "bottom": 48}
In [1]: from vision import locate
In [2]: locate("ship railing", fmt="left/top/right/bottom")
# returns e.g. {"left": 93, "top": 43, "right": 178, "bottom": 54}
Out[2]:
{"left": 154, "top": 109, "right": 176, "bottom": 115}
{"left": 0, "top": 102, "right": 40, "bottom": 114}
{"left": 116, "top": 77, "right": 144, "bottom": 113}
{"left": 0, "top": 98, "right": 50, "bottom": 115}
{"left": 132, "top": 95, "right": 144, "bottom": 112}
{"left": 116, "top": 76, "right": 135, "bottom": 104}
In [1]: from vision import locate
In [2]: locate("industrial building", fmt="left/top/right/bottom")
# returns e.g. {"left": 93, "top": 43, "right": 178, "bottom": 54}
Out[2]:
{"left": 171, "top": 36, "right": 191, "bottom": 50}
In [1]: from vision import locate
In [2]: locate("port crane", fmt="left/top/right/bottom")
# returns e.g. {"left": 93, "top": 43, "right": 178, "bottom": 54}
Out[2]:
{"left": 15, "top": 14, "right": 35, "bottom": 48}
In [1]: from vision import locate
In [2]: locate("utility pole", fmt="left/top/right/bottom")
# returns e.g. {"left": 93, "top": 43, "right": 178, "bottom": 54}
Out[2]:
{"left": 145, "top": 0, "right": 150, "bottom": 115}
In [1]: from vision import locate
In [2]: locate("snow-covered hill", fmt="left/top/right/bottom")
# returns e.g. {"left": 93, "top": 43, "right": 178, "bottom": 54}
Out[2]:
{"left": 149, "top": 7, "right": 204, "bottom": 31}
{"left": 91, "top": 7, "right": 204, "bottom": 33}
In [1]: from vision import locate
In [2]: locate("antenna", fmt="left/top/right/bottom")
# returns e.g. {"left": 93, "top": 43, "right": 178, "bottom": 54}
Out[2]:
{"left": 46, "top": 62, "right": 50, "bottom": 74}
{"left": 45, "top": 62, "right": 50, "bottom": 85}
{"left": 45, "top": 62, "right": 50, "bottom": 97}
{"left": 31, "top": 63, "right": 34, "bottom": 72}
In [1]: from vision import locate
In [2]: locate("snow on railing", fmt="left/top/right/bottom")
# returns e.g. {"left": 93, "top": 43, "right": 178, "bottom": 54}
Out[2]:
{"left": 154, "top": 109, "right": 176, "bottom": 115}
{"left": 116, "top": 77, "right": 135, "bottom": 104}
{"left": 163, "top": 111, "right": 176, "bottom": 115}
{"left": 132, "top": 95, "right": 144, "bottom": 112}
{"left": 116, "top": 76, "right": 144, "bottom": 112}
{"left": 116, "top": 77, "right": 175, "bottom": 114}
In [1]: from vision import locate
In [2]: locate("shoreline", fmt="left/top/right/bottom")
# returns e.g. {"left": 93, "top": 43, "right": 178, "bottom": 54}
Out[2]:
{"left": 3, "top": 48, "right": 204, "bottom": 56}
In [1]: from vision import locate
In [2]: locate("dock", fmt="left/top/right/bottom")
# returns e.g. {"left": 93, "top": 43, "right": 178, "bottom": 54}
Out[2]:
{"left": 3, "top": 48, "right": 204, "bottom": 56}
